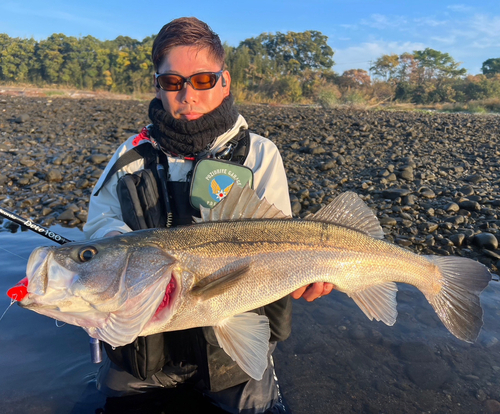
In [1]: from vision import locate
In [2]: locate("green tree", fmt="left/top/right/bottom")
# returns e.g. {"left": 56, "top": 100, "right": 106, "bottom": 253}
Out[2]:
{"left": 239, "top": 30, "right": 334, "bottom": 76}
{"left": 413, "top": 48, "right": 467, "bottom": 85}
{"left": 370, "top": 52, "right": 419, "bottom": 86}
{"left": 0, "top": 36, "right": 36, "bottom": 82}
{"left": 36, "top": 34, "right": 67, "bottom": 84}
{"left": 113, "top": 35, "right": 140, "bottom": 50}
{"left": 239, "top": 33, "right": 276, "bottom": 82}
{"left": 482, "top": 58, "right": 500, "bottom": 76}
{"left": 370, "top": 54, "right": 399, "bottom": 83}
{"left": 60, "top": 35, "right": 84, "bottom": 87}
{"left": 78, "top": 35, "right": 108, "bottom": 89}
{"left": 458, "top": 74, "right": 500, "bottom": 101}
{"left": 240, "top": 33, "right": 270, "bottom": 60}
{"left": 128, "top": 39, "right": 154, "bottom": 93}
{"left": 265, "top": 30, "right": 334, "bottom": 74}
{"left": 397, "top": 52, "right": 418, "bottom": 84}
{"left": 0, "top": 34, "right": 13, "bottom": 81}
{"left": 106, "top": 35, "right": 153, "bottom": 93}
{"left": 224, "top": 43, "right": 251, "bottom": 88}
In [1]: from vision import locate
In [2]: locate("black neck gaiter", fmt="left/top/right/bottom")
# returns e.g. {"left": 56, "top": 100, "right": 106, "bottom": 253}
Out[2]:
{"left": 148, "top": 94, "right": 239, "bottom": 156}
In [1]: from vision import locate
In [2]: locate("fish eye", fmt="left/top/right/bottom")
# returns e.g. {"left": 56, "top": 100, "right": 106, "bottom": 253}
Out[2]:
{"left": 78, "top": 246, "right": 98, "bottom": 262}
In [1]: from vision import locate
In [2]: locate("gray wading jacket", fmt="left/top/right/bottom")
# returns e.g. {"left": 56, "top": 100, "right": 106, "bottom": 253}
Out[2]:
{"left": 83, "top": 115, "right": 293, "bottom": 391}
{"left": 85, "top": 115, "right": 291, "bottom": 238}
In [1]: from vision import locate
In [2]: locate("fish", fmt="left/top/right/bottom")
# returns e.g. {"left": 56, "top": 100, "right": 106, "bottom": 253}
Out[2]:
{"left": 8, "top": 185, "right": 492, "bottom": 380}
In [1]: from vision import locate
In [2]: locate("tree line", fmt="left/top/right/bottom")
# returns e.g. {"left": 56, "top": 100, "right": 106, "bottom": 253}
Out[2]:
{"left": 1, "top": 31, "right": 499, "bottom": 108}
{"left": 369, "top": 52, "right": 500, "bottom": 106}
{"left": 0, "top": 33, "right": 153, "bottom": 94}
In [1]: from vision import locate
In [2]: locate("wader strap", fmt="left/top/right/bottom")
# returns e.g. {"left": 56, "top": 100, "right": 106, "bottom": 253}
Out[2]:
{"left": 215, "top": 128, "right": 250, "bottom": 164}
{"left": 233, "top": 128, "right": 250, "bottom": 163}
{"left": 93, "top": 143, "right": 156, "bottom": 196}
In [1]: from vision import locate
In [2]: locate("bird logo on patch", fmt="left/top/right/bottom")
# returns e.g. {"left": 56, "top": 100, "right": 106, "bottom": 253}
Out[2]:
{"left": 210, "top": 178, "right": 234, "bottom": 201}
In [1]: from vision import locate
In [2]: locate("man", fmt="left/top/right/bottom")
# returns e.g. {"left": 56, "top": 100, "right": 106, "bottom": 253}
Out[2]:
{"left": 84, "top": 17, "right": 333, "bottom": 414}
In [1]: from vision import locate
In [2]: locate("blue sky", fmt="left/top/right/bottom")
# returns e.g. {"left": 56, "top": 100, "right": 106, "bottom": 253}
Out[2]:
{"left": 1, "top": 1, "right": 499, "bottom": 75}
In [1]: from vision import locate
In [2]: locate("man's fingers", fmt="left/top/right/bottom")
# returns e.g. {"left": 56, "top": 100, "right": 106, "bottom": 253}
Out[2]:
{"left": 322, "top": 283, "right": 335, "bottom": 296}
{"left": 291, "top": 283, "right": 336, "bottom": 301}
{"left": 301, "top": 283, "right": 324, "bottom": 302}
{"left": 291, "top": 285, "right": 308, "bottom": 299}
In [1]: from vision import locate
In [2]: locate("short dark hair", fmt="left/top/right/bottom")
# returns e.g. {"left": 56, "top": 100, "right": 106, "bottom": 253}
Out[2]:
{"left": 152, "top": 17, "right": 225, "bottom": 72}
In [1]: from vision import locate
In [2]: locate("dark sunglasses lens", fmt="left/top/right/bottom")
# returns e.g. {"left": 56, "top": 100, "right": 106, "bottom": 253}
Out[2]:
{"left": 158, "top": 75, "right": 183, "bottom": 91}
{"left": 191, "top": 73, "right": 217, "bottom": 90}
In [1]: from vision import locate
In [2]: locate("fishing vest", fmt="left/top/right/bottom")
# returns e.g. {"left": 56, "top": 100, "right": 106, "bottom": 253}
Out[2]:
{"left": 96, "top": 127, "right": 292, "bottom": 392}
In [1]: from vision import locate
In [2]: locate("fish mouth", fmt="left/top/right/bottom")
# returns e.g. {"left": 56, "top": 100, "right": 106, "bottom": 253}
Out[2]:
{"left": 26, "top": 246, "right": 53, "bottom": 296}
{"left": 13, "top": 246, "right": 57, "bottom": 305}
{"left": 21, "top": 246, "right": 78, "bottom": 308}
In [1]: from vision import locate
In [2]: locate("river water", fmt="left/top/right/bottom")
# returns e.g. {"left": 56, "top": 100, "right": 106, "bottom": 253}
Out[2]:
{"left": 0, "top": 223, "right": 499, "bottom": 413}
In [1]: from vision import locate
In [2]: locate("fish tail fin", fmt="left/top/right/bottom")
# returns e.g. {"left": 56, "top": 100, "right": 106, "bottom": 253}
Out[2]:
{"left": 424, "top": 255, "right": 491, "bottom": 343}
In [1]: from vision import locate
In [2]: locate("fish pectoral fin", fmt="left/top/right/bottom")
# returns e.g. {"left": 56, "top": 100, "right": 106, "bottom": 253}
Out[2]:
{"left": 213, "top": 313, "right": 271, "bottom": 381}
{"left": 348, "top": 282, "right": 398, "bottom": 326}
{"left": 191, "top": 262, "right": 251, "bottom": 301}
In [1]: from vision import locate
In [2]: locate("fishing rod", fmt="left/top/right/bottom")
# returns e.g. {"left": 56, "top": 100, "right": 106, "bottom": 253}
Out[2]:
{"left": 0, "top": 206, "right": 103, "bottom": 364}
{"left": 0, "top": 207, "right": 72, "bottom": 244}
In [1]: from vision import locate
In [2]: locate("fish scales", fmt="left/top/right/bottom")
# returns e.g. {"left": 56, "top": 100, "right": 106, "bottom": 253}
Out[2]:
{"left": 145, "top": 219, "right": 441, "bottom": 333}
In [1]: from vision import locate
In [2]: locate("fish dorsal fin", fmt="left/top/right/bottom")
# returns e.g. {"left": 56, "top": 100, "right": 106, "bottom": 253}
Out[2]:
{"left": 214, "top": 312, "right": 271, "bottom": 381}
{"left": 348, "top": 282, "right": 398, "bottom": 326}
{"left": 306, "top": 192, "right": 384, "bottom": 239}
{"left": 193, "top": 183, "right": 289, "bottom": 223}
{"left": 191, "top": 261, "right": 251, "bottom": 301}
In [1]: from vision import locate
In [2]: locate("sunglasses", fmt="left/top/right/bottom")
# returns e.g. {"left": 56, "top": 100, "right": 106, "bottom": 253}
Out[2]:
{"left": 155, "top": 70, "right": 224, "bottom": 91}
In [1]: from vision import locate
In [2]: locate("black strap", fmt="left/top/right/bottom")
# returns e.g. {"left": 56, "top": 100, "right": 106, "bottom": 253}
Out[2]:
{"left": 232, "top": 128, "right": 250, "bottom": 164}
{"left": 93, "top": 143, "right": 156, "bottom": 196}
{"left": 215, "top": 128, "right": 250, "bottom": 164}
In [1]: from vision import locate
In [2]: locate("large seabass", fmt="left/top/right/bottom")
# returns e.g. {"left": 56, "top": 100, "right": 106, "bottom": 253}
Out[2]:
{"left": 13, "top": 185, "right": 492, "bottom": 380}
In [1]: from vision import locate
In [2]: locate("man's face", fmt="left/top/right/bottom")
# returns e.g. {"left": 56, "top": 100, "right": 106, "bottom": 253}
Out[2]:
{"left": 155, "top": 45, "right": 231, "bottom": 121}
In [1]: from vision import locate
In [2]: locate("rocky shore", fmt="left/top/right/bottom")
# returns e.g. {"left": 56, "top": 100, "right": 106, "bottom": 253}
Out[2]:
{"left": 1, "top": 95, "right": 500, "bottom": 413}
{"left": 1, "top": 95, "right": 499, "bottom": 272}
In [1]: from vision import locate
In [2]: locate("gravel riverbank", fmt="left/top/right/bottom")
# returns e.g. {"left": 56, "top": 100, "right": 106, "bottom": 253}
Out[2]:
{"left": 1, "top": 95, "right": 499, "bottom": 272}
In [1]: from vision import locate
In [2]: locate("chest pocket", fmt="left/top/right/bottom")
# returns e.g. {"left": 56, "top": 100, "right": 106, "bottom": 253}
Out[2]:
{"left": 116, "top": 169, "right": 167, "bottom": 230}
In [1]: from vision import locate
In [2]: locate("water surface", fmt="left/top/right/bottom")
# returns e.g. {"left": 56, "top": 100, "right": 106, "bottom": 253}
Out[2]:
{"left": 1, "top": 224, "right": 499, "bottom": 413}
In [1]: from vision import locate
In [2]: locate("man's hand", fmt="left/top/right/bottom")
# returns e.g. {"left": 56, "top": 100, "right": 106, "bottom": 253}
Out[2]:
{"left": 291, "top": 282, "right": 335, "bottom": 302}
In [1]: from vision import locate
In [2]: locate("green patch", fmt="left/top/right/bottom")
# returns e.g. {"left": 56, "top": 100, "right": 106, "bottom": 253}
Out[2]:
{"left": 190, "top": 159, "right": 254, "bottom": 210}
